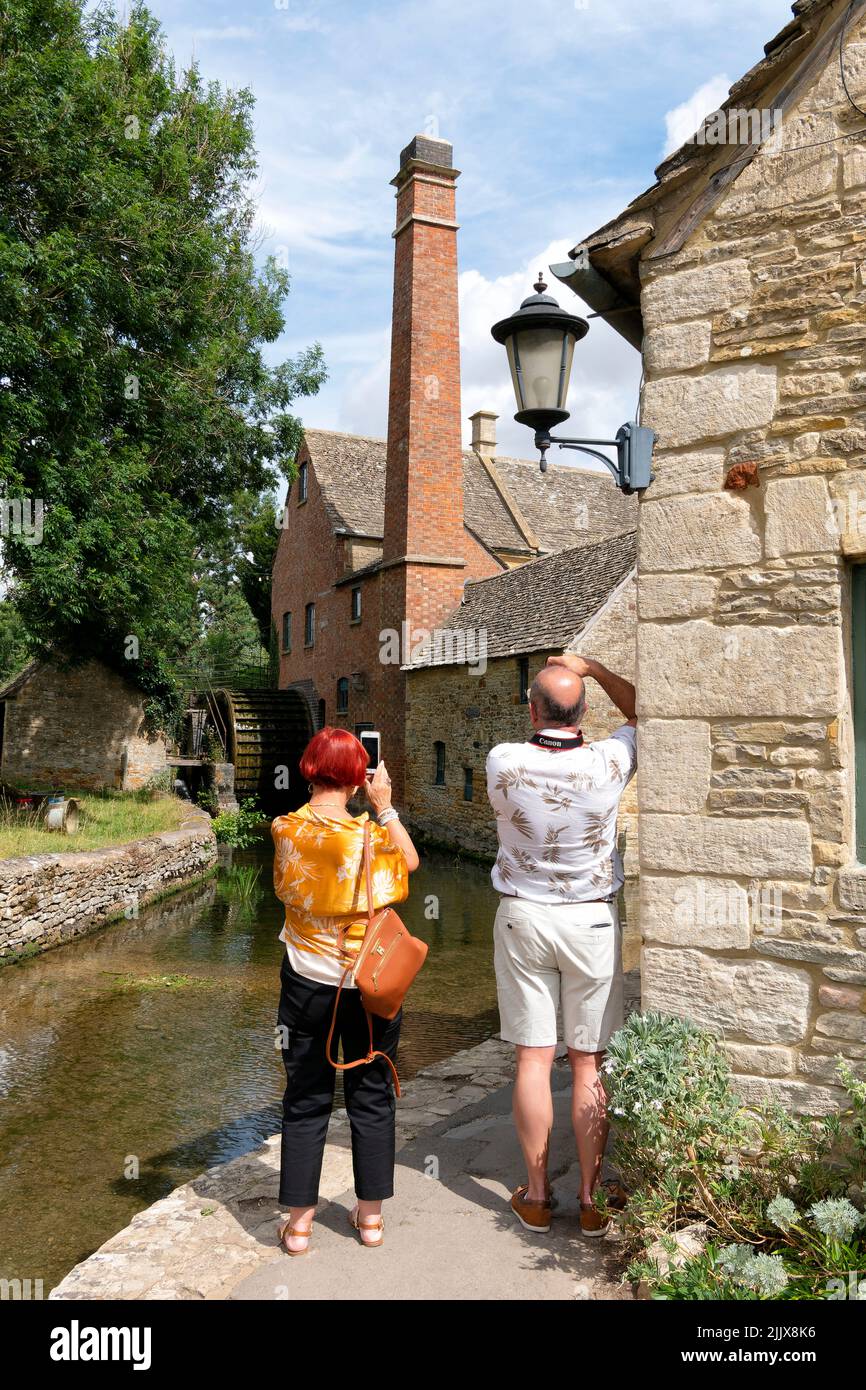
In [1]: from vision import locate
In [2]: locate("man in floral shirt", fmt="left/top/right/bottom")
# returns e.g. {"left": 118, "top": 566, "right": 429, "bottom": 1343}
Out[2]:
{"left": 486, "top": 653, "right": 636, "bottom": 1238}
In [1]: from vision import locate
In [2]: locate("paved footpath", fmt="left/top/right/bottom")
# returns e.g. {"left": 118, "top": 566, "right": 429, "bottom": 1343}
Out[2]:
{"left": 52, "top": 1024, "right": 637, "bottom": 1302}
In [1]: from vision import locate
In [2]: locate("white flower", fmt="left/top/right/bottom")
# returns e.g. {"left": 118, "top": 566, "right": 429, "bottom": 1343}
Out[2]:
{"left": 613, "top": 1107, "right": 625, "bottom": 1117}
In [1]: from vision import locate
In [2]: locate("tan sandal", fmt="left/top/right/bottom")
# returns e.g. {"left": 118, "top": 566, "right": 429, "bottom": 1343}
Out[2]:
{"left": 349, "top": 1205, "right": 385, "bottom": 1248}
{"left": 278, "top": 1218, "right": 313, "bottom": 1256}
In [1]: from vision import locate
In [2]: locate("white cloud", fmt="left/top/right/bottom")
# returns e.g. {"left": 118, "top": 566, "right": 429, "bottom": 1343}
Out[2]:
{"left": 663, "top": 74, "right": 732, "bottom": 157}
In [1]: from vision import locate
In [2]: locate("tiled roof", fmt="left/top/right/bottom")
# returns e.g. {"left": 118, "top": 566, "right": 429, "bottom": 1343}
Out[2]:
{"left": 408, "top": 529, "right": 637, "bottom": 668}
{"left": 300, "top": 429, "right": 636, "bottom": 556}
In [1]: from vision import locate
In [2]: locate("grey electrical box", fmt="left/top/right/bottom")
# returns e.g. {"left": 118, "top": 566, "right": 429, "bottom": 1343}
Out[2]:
{"left": 616, "top": 423, "right": 656, "bottom": 494}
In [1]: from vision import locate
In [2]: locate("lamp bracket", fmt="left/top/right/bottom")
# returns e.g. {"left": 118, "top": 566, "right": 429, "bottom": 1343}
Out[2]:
{"left": 533, "top": 422, "right": 656, "bottom": 494}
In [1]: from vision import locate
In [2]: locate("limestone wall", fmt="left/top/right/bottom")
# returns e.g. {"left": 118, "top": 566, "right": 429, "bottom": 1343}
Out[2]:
{"left": 0, "top": 810, "right": 216, "bottom": 962}
{"left": 404, "top": 574, "right": 637, "bottom": 860}
{"left": 0, "top": 660, "right": 167, "bottom": 792}
{"left": 636, "top": 17, "right": 866, "bottom": 1112}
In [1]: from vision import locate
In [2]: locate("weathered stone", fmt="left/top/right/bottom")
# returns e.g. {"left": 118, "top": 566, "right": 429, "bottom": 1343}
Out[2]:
{"left": 764, "top": 476, "right": 837, "bottom": 557}
{"left": 838, "top": 869, "right": 866, "bottom": 911}
{"left": 642, "top": 948, "right": 812, "bottom": 1043}
{"left": 642, "top": 366, "right": 778, "bottom": 448}
{"left": 815, "top": 1012, "right": 866, "bottom": 1043}
{"left": 641, "top": 260, "right": 752, "bottom": 323}
{"left": 731, "top": 1074, "right": 845, "bottom": 1115}
{"left": 637, "top": 573, "right": 719, "bottom": 620}
{"left": 637, "top": 621, "right": 842, "bottom": 718}
{"left": 638, "top": 720, "right": 711, "bottom": 813}
{"left": 640, "top": 813, "right": 812, "bottom": 877}
{"left": 641, "top": 448, "right": 725, "bottom": 500}
{"left": 818, "top": 984, "right": 862, "bottom": 1009}
{"left": 723, "top": 1043, "right": 794, "bottom": 1077}
{"left": 640, "top": 875, "right": 751, "bottom": 949}
{"left": 639, "top": 492, "right": 761, "bottom": 572}
{"left": 644, "top": 320, "right": 712, "bottom": 373}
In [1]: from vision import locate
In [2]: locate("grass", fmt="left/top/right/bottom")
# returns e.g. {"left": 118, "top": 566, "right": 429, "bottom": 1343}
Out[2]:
{"left": 0, "top": 788, "right": 189, "bottom": 859}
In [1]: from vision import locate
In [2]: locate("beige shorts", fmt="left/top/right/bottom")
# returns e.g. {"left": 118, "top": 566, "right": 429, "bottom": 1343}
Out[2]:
{"left": 493, "top": 896, "right": 623, "bottom": 1051}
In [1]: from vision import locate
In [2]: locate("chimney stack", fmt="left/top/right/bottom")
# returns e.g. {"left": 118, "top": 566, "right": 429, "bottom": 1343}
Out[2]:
{"left": 469, "top": 410, "right": 498, "bottom": 457}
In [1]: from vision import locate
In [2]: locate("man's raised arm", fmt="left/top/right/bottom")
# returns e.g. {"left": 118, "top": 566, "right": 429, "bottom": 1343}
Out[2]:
{"left": 547, "top": 654, "right": 636, "bottom": 725}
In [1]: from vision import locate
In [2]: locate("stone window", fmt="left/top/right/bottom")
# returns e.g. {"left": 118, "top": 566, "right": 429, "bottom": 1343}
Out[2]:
{"left": 281, "top": 611, "right": 292, "bottom": 653}
{"left": 298, "top": 461, "right": 308, "bottom": 504}
{"left": 434, "top": 741, "right": 446, "bottom": 786}
{"left": 350, "top": 586, "right": 362, "bottom": 623}
{"left": 336, "top": 677, "right": 349, "bottom": 713}
{"left": 518, "top": 655, "right": 529, "bottom": 705}
{"left": 304, "top": 603, "right": 315, "bottom": 647}
{"left": 463, "top": 766, "right": 473, "bottom": 802}
{"left": 853, "top": 565, "right": 866, "bottom": 861}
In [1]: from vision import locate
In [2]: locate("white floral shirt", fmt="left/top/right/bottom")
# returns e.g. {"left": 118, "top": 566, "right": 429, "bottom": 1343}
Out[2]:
{"left": 486, "top": 725, "right": 637, "bottom": 904}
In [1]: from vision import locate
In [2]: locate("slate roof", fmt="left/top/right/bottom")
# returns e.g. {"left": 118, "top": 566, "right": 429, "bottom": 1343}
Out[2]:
{"left": 299, "top": 428, "right": 636, "bottom": 557}
{"left": 407, "top": 529, "right": 637, "bottom": 668}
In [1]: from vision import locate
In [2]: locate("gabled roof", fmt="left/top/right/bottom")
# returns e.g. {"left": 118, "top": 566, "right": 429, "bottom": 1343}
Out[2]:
{"left": 407, "top": 529, "right": 637, "bottom": 668}
{"left": 0, "top": 660, "right": 41, "bottom": 699}
{"left": 298, "top": 428, "right": 636, "bottom": 558}
{"left": 554, "top": 0, "right": 847, "bottom": 334}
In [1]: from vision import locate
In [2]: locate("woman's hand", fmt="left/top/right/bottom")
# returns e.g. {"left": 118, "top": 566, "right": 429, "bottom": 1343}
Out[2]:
{"left": 364, "top": 761, "right": 393, "bottom": 815}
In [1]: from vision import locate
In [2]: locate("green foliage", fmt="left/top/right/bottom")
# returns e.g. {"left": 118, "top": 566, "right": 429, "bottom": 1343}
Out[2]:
{"left": 211, "top": 797, "right": 264, "bottom": 847}
{"left": 607, "top": 1013, "right": 866, "bottom": 1301}
{"left": 0, "top": 0, "right": 325, "bottom": 695}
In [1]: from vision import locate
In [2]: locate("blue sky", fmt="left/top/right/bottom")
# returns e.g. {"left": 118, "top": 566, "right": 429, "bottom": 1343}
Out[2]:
{"left": 148, "top": 0, "right": 796, "bottom": 458}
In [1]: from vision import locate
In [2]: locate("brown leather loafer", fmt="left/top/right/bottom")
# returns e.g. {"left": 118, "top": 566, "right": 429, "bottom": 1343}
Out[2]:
{"left": 579, "top": 1203, "right": 611, "bottom": 1238}
{"left": 510, "top": 1184, "right": 552, "bottom": 1233}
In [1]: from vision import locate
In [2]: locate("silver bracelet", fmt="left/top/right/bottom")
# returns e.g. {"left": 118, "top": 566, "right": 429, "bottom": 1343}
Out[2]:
{"left": 378, "top": 807, "right": 400, "bottom": 827}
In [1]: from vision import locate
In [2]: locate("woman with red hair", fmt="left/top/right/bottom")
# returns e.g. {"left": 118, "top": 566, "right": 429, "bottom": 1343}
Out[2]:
{"left": 272, "top": 727, "right": 420, "bottom": 1255}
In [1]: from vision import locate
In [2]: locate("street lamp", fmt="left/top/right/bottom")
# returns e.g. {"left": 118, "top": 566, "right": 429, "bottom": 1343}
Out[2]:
{"left": 491, "top": 274, "right": 655, "bottom": 491}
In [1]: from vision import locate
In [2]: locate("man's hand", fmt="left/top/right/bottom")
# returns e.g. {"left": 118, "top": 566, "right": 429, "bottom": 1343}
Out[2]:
{"left": 547, "top": 653, "right": 596, "bottom": 679}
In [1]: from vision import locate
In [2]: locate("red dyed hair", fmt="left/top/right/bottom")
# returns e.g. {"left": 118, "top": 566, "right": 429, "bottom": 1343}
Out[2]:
{"left": 299, "top": 726, "right": 369, "bottom": 790}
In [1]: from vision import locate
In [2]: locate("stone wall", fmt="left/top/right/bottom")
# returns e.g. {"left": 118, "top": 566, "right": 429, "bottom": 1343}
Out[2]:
{"left": 635, "top": 12, "right": 866, "bottom": 1112}
{"left": 0, "top": 660, "right": 167, "bottom": 792}
{"left": 0, "top": 810, "right": 216, "bottom": 962}
{"left": 404, "top": 573, "right": 637, "bottom": 862}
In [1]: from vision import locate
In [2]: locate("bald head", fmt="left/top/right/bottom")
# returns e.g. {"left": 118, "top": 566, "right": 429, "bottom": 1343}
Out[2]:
{"left": 529, "top": 665, "right": 586, "bottom": 729}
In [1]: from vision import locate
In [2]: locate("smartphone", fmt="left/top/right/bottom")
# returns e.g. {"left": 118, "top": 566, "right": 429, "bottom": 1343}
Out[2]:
{"left": 359, "top": 730, "right": 381, "bottom": 776}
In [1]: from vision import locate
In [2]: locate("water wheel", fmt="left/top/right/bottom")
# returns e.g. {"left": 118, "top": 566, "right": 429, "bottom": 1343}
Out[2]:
{"left": 211, "top": 688, "right": 312, "bottom": 813}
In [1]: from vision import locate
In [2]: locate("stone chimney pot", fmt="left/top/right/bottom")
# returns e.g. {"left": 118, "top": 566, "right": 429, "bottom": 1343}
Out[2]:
{"left": 469, "top": 410, "right": 498, "bottom": 456}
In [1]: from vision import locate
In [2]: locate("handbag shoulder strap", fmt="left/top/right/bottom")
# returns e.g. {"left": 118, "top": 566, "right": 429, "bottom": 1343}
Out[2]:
{"left": 325, "top": 966, "right": 401, "bottom": 1097}
{"left": 363, "top": 818, "right": 374, "bottom": 924}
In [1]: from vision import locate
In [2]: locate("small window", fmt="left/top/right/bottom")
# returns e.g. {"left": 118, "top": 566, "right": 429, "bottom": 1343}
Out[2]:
{"left": 518, "top": 656, "right": 529, "bottom": 705}
{"left": 304, "top": 602, "right": 315, "bottom": 647}
{"left": 336, "top": 677, "right": 349, "bottom": 713}
{"left": 463, "top": 766, "right": 473, "bottom": 802}
{"left": 282, "top": 611, "right": 292, "bottom": 653}
{"left": 351, "top": 586, "right": 362, "bottom": 622}
{"left": 298, "top": 461, "right": 308, "bottom": 504}
{"left": 317, "top": 698, "right": 326, "bottom": 728}
{"left": 434, "top": 741, "right": 446, "bottom": 786}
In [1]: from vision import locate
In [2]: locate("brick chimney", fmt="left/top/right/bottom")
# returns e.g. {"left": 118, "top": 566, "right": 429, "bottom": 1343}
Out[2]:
{"left": 379, "top": 134, "right": 465, "bottom": 798}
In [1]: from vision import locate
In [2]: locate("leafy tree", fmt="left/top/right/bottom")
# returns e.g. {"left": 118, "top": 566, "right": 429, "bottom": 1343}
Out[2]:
{"left": 0, "top": 0, "right": 325, "bottom": 721}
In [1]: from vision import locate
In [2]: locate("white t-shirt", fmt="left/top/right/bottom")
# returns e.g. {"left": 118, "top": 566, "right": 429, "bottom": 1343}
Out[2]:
{"left": 486, "top": 725, "right": 637, "bottom": 904}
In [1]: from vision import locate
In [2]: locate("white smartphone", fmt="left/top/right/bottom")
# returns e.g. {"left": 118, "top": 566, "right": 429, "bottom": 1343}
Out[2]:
{"left": 359, "top": 730, "right": 381, "bottom": 776}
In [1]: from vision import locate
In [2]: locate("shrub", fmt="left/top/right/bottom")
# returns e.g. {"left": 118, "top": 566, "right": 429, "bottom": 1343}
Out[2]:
{"left": 211, "top": 798, "right": 265, "bottom": 848}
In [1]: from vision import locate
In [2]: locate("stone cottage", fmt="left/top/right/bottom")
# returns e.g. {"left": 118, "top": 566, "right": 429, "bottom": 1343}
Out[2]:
{"left": 0, "top": 660, "right": 167, "bottom": 792}
{"left": 558, "top": 0, "right": 866, "bottom": 1111}
{"left": 404, "top": 531, "right": 637, "bottom": 863}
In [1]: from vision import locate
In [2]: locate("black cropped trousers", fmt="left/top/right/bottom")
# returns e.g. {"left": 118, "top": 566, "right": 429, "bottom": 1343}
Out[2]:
{"left": 277, "top": 953, "right": 401, "bottom": 1207}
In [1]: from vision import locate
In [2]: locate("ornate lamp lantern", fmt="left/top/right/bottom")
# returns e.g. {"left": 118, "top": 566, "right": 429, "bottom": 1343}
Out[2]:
{"left": 492, "top": 274, "right": 655, "bottom": 492}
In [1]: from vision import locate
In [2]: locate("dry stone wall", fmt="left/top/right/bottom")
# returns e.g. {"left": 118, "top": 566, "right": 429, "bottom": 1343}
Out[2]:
{"left": 636, "top": 17, "right": 866, "bottom": 1112}
{"left": 0, "top": 811, "right": 216, "bottom": 962}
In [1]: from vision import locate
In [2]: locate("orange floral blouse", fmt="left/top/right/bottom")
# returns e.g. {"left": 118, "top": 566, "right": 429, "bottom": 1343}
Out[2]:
{"left": 272, "top": 804, "right": 409, "bottom": 973}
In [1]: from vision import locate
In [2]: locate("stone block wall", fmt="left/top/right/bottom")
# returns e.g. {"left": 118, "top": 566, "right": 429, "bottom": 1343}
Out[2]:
{"left": 0, "top": 810, "right": 216, "bottom": 961}
{"left": 404, "top": 574, "right": 637, "bottom": 861}
{"left": 0, "top": 661, "right": 167, "bottom": 792}
{"left": 635, "top": 14, "right": 866, "bottom": 1111}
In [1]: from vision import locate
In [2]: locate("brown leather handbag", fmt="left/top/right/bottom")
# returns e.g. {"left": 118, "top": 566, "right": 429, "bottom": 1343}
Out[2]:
{"left": 326, "top": 821, "right": 427, "bottom": 1096}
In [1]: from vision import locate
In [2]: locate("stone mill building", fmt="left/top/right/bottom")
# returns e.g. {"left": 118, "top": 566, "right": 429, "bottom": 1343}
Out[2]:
{"left": 549, "top": 0, "right": 866, "bottom": 1112}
